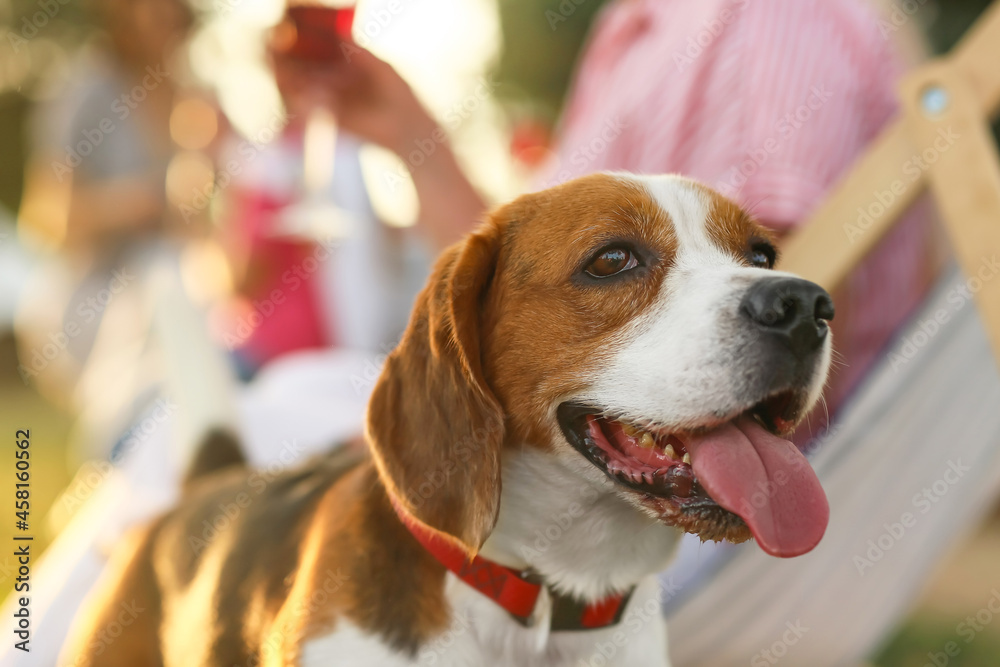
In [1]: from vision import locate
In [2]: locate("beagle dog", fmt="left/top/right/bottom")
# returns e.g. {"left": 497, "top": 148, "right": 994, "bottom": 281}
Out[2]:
{"left": 64, "top": 173, "right": 833, "bottom": 667}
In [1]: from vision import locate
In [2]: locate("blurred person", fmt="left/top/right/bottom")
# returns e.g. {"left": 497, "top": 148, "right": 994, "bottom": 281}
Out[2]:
{"left": 0, "top": 0, "right": 224, "bottom": 664}
{"left": 222, "top": 40, "right": 498, "bottom": 379}
{"left": 14, "top": 0, "right": 213, "bottom": 439}
{"left": 260, "top": 29, "right": 489, "bottom": 257}
{"left": 17, "top": 0, "right": 231, "bottom": 457}
{"left": 214, "top": 10, "right": 468, "bottom": 377}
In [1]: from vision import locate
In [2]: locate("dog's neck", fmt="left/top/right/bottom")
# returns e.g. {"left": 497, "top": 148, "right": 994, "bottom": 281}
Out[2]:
{"left": 479, "top": 447, "right": 682, "bottom": 602}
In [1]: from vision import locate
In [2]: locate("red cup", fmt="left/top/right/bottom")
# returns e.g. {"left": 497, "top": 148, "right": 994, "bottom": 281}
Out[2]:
{"left": 278, "top": 5, "right": 356, "bottom": 62}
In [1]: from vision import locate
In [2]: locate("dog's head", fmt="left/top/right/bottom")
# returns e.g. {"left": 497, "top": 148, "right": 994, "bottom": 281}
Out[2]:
{"left": 367, "top": 173, "right": 832, "bottom": 561}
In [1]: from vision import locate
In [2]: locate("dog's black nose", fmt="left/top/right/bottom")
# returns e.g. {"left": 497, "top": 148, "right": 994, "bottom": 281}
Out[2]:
{"left": 741, "top": 277, "right": 834, "bottom": 357}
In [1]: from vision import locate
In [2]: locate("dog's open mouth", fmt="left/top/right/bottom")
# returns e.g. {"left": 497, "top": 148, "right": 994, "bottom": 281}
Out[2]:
{"left": 557, "top": 392, "right": 829, "bottom": 558}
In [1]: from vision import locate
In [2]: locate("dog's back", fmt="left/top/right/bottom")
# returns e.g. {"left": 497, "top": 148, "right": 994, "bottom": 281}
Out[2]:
{"left": 63, "top": 446, "right": 365, "bottom": 666}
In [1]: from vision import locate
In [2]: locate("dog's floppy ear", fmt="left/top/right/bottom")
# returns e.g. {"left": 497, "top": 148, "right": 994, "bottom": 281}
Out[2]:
{"left": 367, "top": 218, "right": 505, "bottom": 555}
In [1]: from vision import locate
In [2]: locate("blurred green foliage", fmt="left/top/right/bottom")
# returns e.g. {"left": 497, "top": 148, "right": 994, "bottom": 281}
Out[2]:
{"left": 924, "top": 0, "right": 994, "bottom": 53}
{"left": 875, "top": 613, "right": 1000, "bottom": 667}
{"left": 492, "top": 0, "right": 611, "bottom": 128}
{"left": 0, "top": 0, "right": 95, "bottom": 212}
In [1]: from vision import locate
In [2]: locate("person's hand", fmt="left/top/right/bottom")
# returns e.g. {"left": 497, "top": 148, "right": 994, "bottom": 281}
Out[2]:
{"left": 326, "top": 47, "right": 439, "bottom": 156}
{"left": 271, "top": 45, "right": 438, "bottom": 157}
{"left": 268, "top": 41, "right": 485, "bottom": 249}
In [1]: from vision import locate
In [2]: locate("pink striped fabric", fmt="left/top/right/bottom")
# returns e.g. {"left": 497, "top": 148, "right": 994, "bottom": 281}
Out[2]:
{"left": 538, "top": 0, "right": 940, "bottom": 418}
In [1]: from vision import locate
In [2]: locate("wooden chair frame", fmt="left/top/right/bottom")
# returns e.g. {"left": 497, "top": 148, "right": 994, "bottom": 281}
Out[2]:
{"left": 781, "top": 1, "right": 1000, "bottom": 366}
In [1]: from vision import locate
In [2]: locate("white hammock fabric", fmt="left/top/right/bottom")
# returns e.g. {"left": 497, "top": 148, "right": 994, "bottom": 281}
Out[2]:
{"left": 663, "top": 265, "right": 1000, "bottom": 666}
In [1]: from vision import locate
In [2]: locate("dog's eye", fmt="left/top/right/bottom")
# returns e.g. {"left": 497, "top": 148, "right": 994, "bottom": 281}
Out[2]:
{"left": 585, "top": 247, "right": 638, "bottom": 278}
{"left": 747, "top": 241, "right": 776, "bottom": 269}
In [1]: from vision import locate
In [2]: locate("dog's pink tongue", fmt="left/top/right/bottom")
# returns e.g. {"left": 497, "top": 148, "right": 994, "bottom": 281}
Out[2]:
{"left": 684, "top": 416, "right": 828, "bottom": 558}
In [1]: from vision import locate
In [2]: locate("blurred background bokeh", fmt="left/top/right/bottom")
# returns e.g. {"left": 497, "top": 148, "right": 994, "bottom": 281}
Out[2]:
{"left": 1, "top": 0, "right": 999, "bottom": 664}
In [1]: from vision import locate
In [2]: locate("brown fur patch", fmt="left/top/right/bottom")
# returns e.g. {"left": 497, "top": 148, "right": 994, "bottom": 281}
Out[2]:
{"left": 700, "top": 185, "right": 777, "bottom": 264}
{"left": 62, "top": 522, "right": 165, "bottom": 667}
{"left": 283, "top": 464, "right": 450, "bottom": 660}
{"left": 482, "top": 174, "right": 679, "bottom": 448}
{"left": 69, "top": 448, "right": 366, "bottom": 666}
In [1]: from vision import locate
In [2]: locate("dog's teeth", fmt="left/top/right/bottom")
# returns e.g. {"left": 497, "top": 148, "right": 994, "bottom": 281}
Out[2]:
{"left": 643, "top": 471, "right": 654, "bottom": 485}
{"left": 639, "top": 432, "right": 655, "bottom": 449}
{"left": 622, "top": 423, "right": 638, "bottom": 437}
{"left": 683, "top": 453, "right": 691, "bottom": 465}
{"left": 632, "top": 470, "right": 643, "bottom": 483}
{"left": 663, "top": 444, "right": 677, "bottom": 460}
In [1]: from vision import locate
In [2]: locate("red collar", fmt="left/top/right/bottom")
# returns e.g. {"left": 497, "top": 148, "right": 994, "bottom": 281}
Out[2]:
{"left": 392, "top": 499, "right": 633, "bottom": 631}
